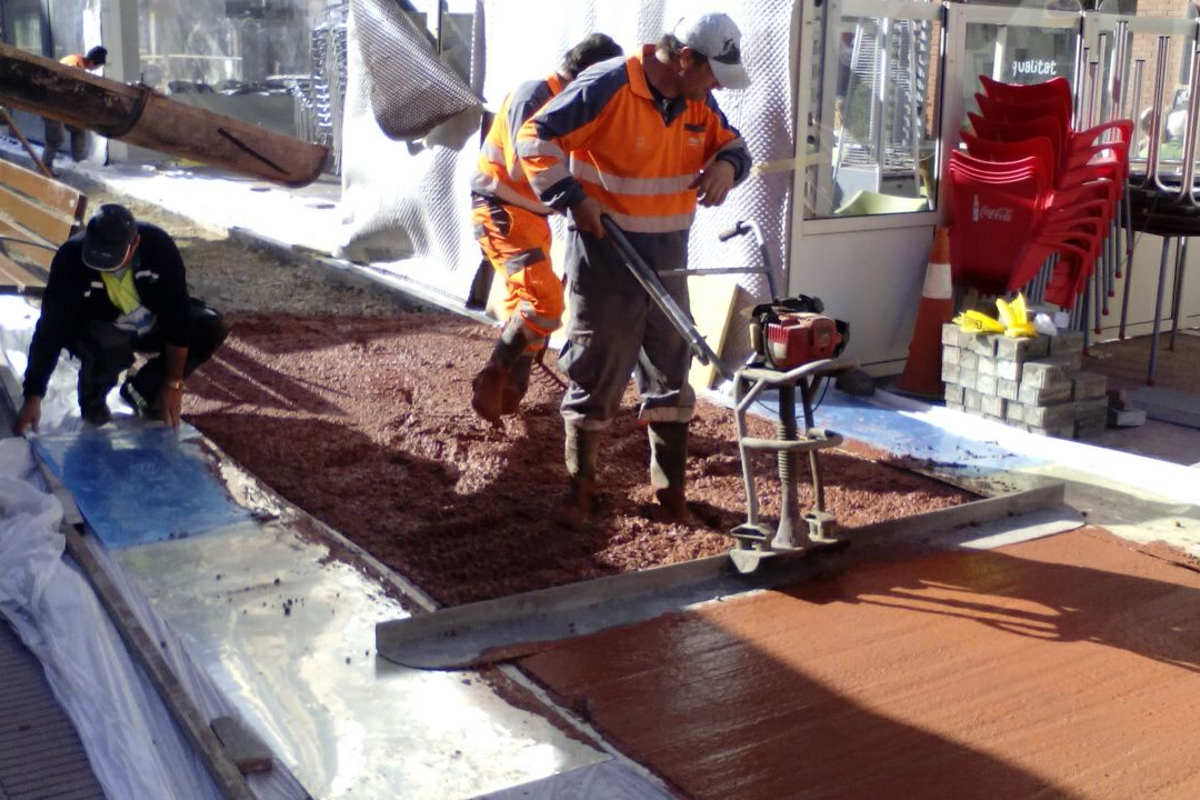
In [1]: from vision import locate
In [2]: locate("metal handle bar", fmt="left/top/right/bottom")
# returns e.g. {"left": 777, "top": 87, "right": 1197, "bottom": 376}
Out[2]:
{"left": 600, "top": 215, "right": 733, "bottom": 380}
{"left": 695, "top": 219, "right": 780, "bottom": 300}
{"left": 718, "top": 221, "right": 750, "bottom": 242}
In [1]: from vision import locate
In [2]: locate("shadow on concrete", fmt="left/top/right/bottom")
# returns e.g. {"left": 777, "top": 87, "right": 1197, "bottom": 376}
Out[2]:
{"left": 518, "top": 528, "right": 1200, "bottom": 798}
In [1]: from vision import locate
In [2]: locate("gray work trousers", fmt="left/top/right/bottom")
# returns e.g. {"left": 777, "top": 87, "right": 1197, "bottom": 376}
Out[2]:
{"left": 43, "top": 118, "right": 87, "bottom": 167}
{"left": 558, "top": 227, "right": 696, "bottom": 431}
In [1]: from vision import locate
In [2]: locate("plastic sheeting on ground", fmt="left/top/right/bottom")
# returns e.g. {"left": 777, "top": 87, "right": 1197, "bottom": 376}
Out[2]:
{"left": 0, "top": 437, "right": 226, "bottom": 799}
{"left": 0, "top": 436, "right": 309, "bottom": 799}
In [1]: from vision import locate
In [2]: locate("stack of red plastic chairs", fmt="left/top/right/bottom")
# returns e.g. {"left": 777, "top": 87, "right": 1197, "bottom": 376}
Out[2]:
{"left": 948, "top": 75, "right": 1132, "bottom": 307}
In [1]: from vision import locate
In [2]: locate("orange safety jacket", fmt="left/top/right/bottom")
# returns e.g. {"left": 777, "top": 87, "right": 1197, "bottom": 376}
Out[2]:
{"left": 470, "top": 72, "right": 565, "bottom": 215}
{"left": 516, "top": 46, "right": 750, "bottom": 235}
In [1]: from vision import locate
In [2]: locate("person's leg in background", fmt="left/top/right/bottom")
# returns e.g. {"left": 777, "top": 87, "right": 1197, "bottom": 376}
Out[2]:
{"left": 470, "top": 195, "right": 562, "bottom": 423}
{"left": 42, "top": 117, "right": 64, "bottom": 174}
{"left": 67, "top": 124, "right": 88, "bottom": 162}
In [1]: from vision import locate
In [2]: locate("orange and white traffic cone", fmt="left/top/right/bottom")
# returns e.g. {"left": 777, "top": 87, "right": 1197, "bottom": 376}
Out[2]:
{"left": 895, "top": 226, "right": 954, "bottom": 398}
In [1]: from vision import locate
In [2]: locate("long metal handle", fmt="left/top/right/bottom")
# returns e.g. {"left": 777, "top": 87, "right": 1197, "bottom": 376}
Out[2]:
{"left": 1111, "top": 21, "right": 1129, "bottom": 123}
{"left": 1145, "top": 37, "right": 1172, "bottom": 192}
{"left": 1129, "top": 59, "right": 1145, "bottom": 157}
{"left": 600, "top": 216, "right": 732, "bottom": 380}
{"left": 1177, "top": 47, "right": 1200, "bottom": 205}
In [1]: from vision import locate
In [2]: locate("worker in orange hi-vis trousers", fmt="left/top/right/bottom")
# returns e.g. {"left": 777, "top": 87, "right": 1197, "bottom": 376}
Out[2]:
{"left": 517, "top": 13, "right": 751, "bottom": 521}
{"left": 469, "top": 33, "right": 623, "bottom": 425}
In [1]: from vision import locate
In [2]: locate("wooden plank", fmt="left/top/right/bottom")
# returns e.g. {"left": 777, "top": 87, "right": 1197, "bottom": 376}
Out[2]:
{"left": 0, "top": 253, "right": 46, "bottom": 292}
{"left": 0, "top": 216, "right": 59, "bottom": 269}
{"left": 687, "top": 273, "right": 740, "bottom": 390}
{"left": 0, "top": 159, "right": 81, "bottom": 216}
{"left": 0, "top": 184, "right": 74, "bottom": 246}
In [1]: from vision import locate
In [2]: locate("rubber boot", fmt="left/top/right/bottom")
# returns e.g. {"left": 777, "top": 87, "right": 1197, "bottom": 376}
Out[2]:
{"left": 565, "top": 423, "right": 600, "bottom": 519}
{"left": 500, "top": 352, "right": 534, "bottom": 415}
{"left": 649, "top": 422, "right": 690, "bottom": 522}
{"left": 472, "top": 318, "right": 534, "bottom": 424}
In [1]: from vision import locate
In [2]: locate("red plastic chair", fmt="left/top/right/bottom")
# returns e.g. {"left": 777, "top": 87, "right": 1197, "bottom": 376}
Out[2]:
{"left": 954, "top": 76, "right": 1134, "bottom": 307}
{"left": 968, "top": 113, "right": 1130, "bottom": 181}
{"left": 959, "top": 133, "right": 1121, "bottom": 224}
{"left": 948, "top": 158, "right": 1102, "bottom": 296}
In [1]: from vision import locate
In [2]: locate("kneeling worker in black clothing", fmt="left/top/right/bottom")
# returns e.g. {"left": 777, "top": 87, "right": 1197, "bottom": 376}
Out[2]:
{"left": 13, "top": 204, "right": 228, "bottom": 434}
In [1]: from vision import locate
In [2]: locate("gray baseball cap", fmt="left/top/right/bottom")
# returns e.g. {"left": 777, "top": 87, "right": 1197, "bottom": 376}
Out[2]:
{"left": 675, "top": 13, "right": 750, "bottom": 91}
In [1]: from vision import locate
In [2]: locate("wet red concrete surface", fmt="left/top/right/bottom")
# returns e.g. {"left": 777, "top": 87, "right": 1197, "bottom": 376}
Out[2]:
{"left": 519, "top": 528, "right": 1200, "bottom": 799}
{"left": 184, "top": 313, "right": 972, "bottom": 606}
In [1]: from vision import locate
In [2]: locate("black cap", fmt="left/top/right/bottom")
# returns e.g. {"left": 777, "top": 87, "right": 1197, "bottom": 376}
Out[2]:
{"left": 82, "top": 204, "right": 137, "bottom": 272}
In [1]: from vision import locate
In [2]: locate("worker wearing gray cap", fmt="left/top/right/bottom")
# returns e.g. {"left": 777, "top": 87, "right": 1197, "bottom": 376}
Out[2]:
{"left": 517, "top": 13, "right": 752, "bottom": 520}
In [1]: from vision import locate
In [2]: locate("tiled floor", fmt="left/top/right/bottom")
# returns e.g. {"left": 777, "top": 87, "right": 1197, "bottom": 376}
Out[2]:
{"left": 1083, "top": 330, "right": 1200, "bottom": 466}
{"left": 0, "top": 623, "right": 106, "bottom": 800}
{"left": 0, "top": 395, "right": 105, "bottom": 800}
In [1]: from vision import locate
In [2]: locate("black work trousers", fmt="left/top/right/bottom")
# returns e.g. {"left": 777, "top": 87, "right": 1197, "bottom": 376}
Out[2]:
{"left": 69, "top": 301, "right": 228, "bottom": 418}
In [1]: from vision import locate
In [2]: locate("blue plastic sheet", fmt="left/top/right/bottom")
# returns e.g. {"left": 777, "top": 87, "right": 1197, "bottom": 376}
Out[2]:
{"left": 33, "top": 423, "right": 250, "bottom": 548}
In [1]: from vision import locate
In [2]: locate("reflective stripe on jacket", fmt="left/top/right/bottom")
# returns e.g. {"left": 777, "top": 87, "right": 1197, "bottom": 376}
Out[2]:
{"left": 516, "top": 46, "right": 750, "bottom": 234}
{"left": 470, "top": 72, "right": 564, "bottom": 215}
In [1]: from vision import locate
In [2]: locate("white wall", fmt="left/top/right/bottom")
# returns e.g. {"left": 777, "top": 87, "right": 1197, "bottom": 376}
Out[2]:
{"left": 789, "top": 216, "right": 938, "bottom": 375}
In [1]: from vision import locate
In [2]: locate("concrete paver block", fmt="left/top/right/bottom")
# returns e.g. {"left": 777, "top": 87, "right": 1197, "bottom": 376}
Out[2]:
{"left": 1049, "top": 329, "right": 1084, "bottom": 357}
{"left": 1022, "top": 400, "right": 1075, "bottom": 429}
{"left": 1072, "top": 371, "right": 1107, "bottom": 401}
{"left": 981, "top": 394, "right": 1007, "bottom": 419}
{"left": 970, "top": 334, "right": 998, "bottom": 357}
{"left": 1020, "top": 358, "right": 1071, "bottom": 390}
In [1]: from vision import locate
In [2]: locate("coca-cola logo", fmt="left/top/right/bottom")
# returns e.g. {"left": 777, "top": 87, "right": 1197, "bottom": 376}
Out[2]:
{"left": 972, "top": 195, "right": 1013, "bottom": 222}
{"left": 978, "top": 204, "right": 1013, "bottom": 222}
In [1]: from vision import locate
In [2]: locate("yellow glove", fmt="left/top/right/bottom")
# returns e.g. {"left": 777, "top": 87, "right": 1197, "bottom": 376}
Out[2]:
{"left": 954, "top": 310, "right": 1005, "bottom": 333}
{"left": 996, "top": 293, "right": 1036, "bottom": 338}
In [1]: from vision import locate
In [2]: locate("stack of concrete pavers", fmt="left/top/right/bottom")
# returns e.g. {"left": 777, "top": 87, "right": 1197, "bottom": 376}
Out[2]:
{"left": 941, "top": 324, "right": 1108, "bottom": 439}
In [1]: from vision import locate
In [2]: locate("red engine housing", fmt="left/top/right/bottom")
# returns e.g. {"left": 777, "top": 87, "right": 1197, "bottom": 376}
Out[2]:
{"left": 765, "top": 313, "right": 844, "bottom": 369}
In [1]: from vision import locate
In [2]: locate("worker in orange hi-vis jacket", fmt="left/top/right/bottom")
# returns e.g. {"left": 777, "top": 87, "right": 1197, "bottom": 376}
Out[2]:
{"left": 516, "top": 13, "right": 752, "bottom": 521}
{"left": 42, "top": 46, "right": 108, "bottom": 174}
{"left": 469, "top": 33, "right": 624, "bottom": 425}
